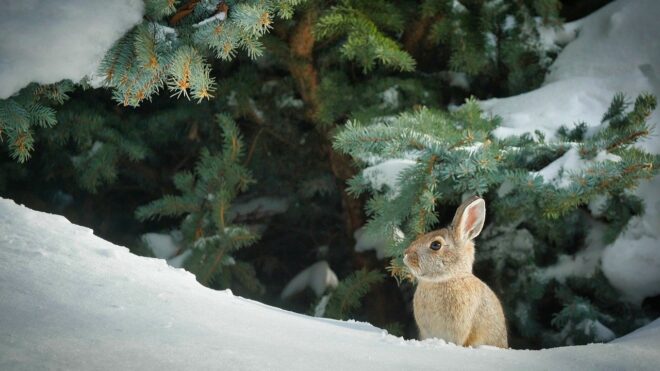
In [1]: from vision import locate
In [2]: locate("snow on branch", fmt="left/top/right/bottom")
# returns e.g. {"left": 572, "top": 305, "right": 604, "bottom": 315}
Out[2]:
{"left": 193, "top": 11, "right": 227, "bottom": 28}
{"left": 0, "top": 0, "right": 144, "bottom": 99}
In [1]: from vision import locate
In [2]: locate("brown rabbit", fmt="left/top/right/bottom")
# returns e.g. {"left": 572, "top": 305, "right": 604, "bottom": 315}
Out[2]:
{"left": 403, "top": 196, "right": 507, "bottom": 348}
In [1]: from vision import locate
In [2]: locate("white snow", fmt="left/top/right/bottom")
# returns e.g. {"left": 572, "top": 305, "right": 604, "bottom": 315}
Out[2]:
{"left": 534, "top": 148, "right": 621, "bottom": 188}
{"left": 193, "top": 11, "right": 227, "bottom": 28}
{"left": 567, "top": 319, "right": 616, "bottom": 344}
{"left": 456, "top": 142, "right": 484, "bottom": 155}
{"left": 71, "top": 141, "right": 105, "bottom": 165}
{"left": 166, "top": 249, "right": 192, "bottom": 269}
{"left": 141, "top": 231, "right": 194, "bottom": 268}
{"left": 380, "top": 86, "right": 400, "bottom": 109}
{"left": 503, "top": 15, "right": 516, "bottom": 32}
{"left": 438, "top": 71, "right": 471, "bottom": 90}
{"left": 480, "top": 0, "right": 660, "bottom": 302}
{"left": 1, "top": 198, "right": 660, "bottom": 370}
{"left": 588, "top": 195, "right": 609, "bottom": 218}
{"left": 151, "top": 22, "right": 177, "bottom": 51}
{"left": 481, "top": 0, "right": 660, "bottom": 154}
{"left": 354, "top": 226, "right": 404, "bottom": 260}
{"left": 227, "top": 196, "right": 289, "bottom": 222}
{"left": 496, "top": 179, "right": 515, "bottom": 198}
{"left": 362, "top": 159, "right": 416, "bottom": 197}
{"left": 142, "top": 232, "right": 180, "bottom": 259}
{"left": 0, "top": 0, "right": 144, "bottom": 99}
{"left": 601, "top": 177, "right": 660, "bottom": 304}
{"left": 449, "top": 72, "right": 470, "bottom": 90}
{"left": 281, "top": 260, "right": 339, "bottom": 299}
{"left": 539, "top": 222, "right": 607, "bottom": 283}
{"left": 313, "top": 294, "right": 331, "bottom": 317}
{"left": 277, "top": 94, "right": 304, "bottom": 109}
{"left": 479, "top": 225, "right": 535, "bottom": 272}
{"left": 557, "top": 318, "right": 617, "bottom": 345}
{"left": 536, "top": 18, "right": 580, "bottom": 53}
{"left": 354, "top": 226, "right": 389, "bottom": 259}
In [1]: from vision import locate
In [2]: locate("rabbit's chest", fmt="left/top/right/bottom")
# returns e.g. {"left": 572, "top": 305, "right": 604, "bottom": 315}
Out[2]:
{"left": 413, "top": 280, "right": 479, "bottom": 341}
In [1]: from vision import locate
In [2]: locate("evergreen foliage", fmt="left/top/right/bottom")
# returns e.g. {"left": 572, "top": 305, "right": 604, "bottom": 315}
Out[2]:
{"left": 1, "top": 0, "right": 561, "bottom": 162}
{"left": 3, "top": 0, "right": 650, "bottom": 349}
{"left": 316, "top": 268, "right": 384, "bottom": 320}
{"left": 420, "top": 0, "right": 562, "bottom": 93}
{"left": 101, "top": 0, "right": 304, "bottom": 107}
{"left": 0, "top": 81, "right": 73, "bottom": 162}
{"left": 335, "top": 93, "right": 658, "bottom": 346}
{"left": 0, "top": 0, "right": 305, "bottom": 161}
{"left": 136, "top": 114, "right": 262, "bottom": 291}
{"left": 41, "top": 101, "right": 150, "bottom": 193}
{"left": 315, "top": 1, "right": 416, "bottom": 72}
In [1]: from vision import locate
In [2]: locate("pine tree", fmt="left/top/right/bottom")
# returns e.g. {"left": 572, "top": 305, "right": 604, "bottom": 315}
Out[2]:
{"left": 136, "top": 114, "right": 262, "bottom": 291}
{"left": 1, "top": 0, "right": 561, "bottom": 162}
{"left": 0, "top": 81, "right": 74, "bottom": 162}
{"left": 1, "top": 0, "right": 304, "bottom": 162}
{"left": 101, "top": 0, "right": 305, "bottom": 106}
{"left": 334, "top": 93, "right": 658, "bottom": 346}
{"left": 3, "top": 0, "right": 643, "bottom": 348}
{"left": 315, "top": 268, "right": 384, "bottom": 320}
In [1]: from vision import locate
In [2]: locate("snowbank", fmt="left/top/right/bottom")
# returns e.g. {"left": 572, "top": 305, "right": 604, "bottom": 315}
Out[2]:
{"left": 0, "top": 0, "right": 144, "bottom": 99}
{"left": 480, "top": 0, "right": 660, "bottom": 302}
{"left": 1, "top": 198, "right": 659, "bottom": 370}
{"left": 601, "top": 175, "right": 660, "bottom": 304}
{"left": 481, "top": 0, "right": 660, "bottom": 152}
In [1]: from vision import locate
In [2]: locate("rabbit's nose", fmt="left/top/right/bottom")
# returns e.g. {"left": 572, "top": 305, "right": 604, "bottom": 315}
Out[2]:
{"left": 403, "top": 247, "right": 419, "bottom": 267}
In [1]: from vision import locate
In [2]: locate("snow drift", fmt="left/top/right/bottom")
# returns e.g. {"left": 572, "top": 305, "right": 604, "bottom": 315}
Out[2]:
{"left": 1, "top": 198, "right": 659, "bottom": 370}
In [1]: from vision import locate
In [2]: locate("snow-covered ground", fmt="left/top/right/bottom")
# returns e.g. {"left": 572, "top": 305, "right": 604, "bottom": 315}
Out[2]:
{"left": 1, "top": 200, "right": 659, "bottom": 370}
{"left": 480, "top": 0, "right": 660, "bottom": 303}
{"left": 1, "top": 0, "right": 659, "bottom": 369}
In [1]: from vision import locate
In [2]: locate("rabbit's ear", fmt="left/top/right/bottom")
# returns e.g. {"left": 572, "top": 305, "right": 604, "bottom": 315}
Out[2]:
{"left": 452, "top": 196, "right": 486, "bottom": 243}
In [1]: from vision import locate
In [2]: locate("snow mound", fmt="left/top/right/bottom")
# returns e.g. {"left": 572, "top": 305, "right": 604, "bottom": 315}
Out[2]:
{"left": 281, "top": 261, "right": 338, "bottom": 299}
{"left": 0, "top": 0, "right": 144, "bottom": 99}
{"left": 481, "top": 0, "right": 660, "bottom": 303}
{"left": 481, "top": 0, "right": 660, "bottom": 152}
{"left": 1, "top": 197, "right": 659, "bottom": 370}
{"left": 601, "top": 176, "right": 660, "bottom": 304}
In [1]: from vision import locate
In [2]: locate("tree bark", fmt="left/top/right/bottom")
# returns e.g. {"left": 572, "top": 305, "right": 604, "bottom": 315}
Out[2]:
{"left": 287, "top": 8, "right": 365, "bottom": 237}
{"left": 401, "top": 13, "right": 444, "bottom": 70}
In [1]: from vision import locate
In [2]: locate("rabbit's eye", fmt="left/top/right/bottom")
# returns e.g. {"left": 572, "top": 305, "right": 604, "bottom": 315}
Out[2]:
{"left": 430, "top": 241, "right": 442, "bottom": 251}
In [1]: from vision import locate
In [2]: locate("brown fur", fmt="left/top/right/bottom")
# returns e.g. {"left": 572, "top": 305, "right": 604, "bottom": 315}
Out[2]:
{"left": 404, "top": 196, "right": 508, "bottom": 348}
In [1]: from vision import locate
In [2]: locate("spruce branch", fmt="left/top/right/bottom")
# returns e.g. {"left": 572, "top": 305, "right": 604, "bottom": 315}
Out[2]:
{"left": 416, "top": 154, "right": 437, "bottom": 236}
{"left": 324, "top": 269, "right": 384, "bottom": 320}
{"left": 135, "top": 115, "right": 258, "bottom": 289}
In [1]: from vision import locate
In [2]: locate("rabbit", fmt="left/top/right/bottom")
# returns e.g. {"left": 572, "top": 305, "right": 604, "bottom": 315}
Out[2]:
{"left": 403, "top": 196, "right": 508, "bottom": 348}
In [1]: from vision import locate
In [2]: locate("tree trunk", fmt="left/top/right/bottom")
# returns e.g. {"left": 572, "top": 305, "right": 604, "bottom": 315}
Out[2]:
{"left": 287, "top": 8, "right": 365, "bottom": 237}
